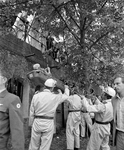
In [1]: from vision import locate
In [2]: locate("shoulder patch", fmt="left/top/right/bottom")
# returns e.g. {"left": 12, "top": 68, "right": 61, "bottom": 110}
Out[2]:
{"left": 16, "top": 103, "right": 21, "bottom": 108}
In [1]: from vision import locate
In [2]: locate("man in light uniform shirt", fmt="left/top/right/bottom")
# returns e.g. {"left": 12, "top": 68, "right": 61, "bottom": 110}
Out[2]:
{"left": 112, "top": 74, "right": 124, "bottom": 150}
{"left": 66, "top": 89, "right": 82, "bottom": 150}
{"left": 80, "top": 98, "right": 94, "bottom": 138}
{"left": 81, "top": 86, "right": 115, "bottom": 150}
{"left": 28, "top": 78, "right": 69, "bottom": 150}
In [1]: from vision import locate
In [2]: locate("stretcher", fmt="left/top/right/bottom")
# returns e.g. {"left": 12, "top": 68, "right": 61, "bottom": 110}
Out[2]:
{"left": 27, "top": 68, "right": 65, "bottom": 93}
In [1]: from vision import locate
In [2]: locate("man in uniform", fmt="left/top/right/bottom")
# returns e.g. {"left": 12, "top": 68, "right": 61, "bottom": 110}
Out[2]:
{"left": 66, "top": 88, "right": 82, "bottom": 150}
{"left": 29, "top": 78, "right": 69, "bottom": 150}
{"left": 0, "top": 71, "right": 25, "bottom": 150}
{"left": 80, "top": 98, "right": 93, "bottom": 138}
{"left": 81, "top": 86, "right": 115, "bottom": 150}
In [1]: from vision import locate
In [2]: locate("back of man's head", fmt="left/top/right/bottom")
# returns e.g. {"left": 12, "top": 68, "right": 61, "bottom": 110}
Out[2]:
{"left": 44, "top": 78, "right": 57, "bottom": 88}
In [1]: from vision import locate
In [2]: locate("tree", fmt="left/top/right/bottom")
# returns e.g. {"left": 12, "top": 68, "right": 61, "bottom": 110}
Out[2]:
{"left": 1, "top": 0, "right": 124, "bottom": 91}
{"left": 42, "top": 0, "right": 124, "bottom": 89}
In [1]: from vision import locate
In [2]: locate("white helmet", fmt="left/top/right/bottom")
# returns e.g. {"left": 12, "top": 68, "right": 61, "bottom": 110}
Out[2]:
{"left": 104, "top": 86, "right": 116, "bottom": 97}
{"left": 44, "top": 78, "right": 57, "bottom": 88}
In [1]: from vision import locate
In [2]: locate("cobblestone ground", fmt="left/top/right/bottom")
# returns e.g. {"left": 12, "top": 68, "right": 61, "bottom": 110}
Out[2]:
{"left": 8, "top": 119, "right": 116, "bottom": 150}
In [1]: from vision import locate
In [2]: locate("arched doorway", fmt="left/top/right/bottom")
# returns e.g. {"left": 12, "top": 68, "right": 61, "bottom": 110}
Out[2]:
{"left": 7, "top": 78, "right": 23, "bottom": 102}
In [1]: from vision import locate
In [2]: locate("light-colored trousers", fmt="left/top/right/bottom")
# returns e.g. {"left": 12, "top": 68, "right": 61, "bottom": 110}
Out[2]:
{"left": 87, "top": 125, "right": 110, "bottom": 150}
{"left": 81, "top": 113, "right": 92, "bottom": 137}
{"left": 66, "top": 123, "right": 80, "bottom": 149}
{"left": 29, "top": 119, "right": 54, "bottom": 150}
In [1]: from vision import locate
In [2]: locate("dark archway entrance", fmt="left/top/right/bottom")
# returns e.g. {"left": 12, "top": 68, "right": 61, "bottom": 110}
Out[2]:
{"left": 7, "top": 78, "right": 23, "bottom": 102}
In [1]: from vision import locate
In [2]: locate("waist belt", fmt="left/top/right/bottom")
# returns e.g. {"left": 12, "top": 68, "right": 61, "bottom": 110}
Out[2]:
{"left": 95, "top": 120, "right": 111, "bottom": 125}
{"left": 117, "top": 130, "right": 124, "bottom": 134}
{"left": 69, "top": 110, "right": 81, "bottom": 113}
{"left": 35, "top": 115, "right": 54, "bottom": 119}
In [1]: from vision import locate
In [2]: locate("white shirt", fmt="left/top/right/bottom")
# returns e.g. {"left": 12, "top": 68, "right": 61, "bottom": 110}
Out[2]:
{"left": 116, "top": 96, "right": 124, "bottom": 132}
{"left": 82, "top": 97, "right": 113, "bottom": 135}
{"left": 66, "top": 94, "right": 82, "bottom": 132}
{"left": 29, "top": 88, "right": 69, "bottom": 126}
{"left": 67, "top": 94, "right": 82, "bottom": 123}
{"left": 82, "top": 97, "right": 113, "bottom": 122}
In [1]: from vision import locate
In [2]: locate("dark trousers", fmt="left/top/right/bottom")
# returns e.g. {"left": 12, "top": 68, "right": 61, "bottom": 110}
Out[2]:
{"left": 116, "top": 130, "right": 124, "bottom": 150}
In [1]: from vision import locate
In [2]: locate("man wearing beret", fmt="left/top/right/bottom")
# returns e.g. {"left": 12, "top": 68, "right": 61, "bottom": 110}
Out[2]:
{"left": 0, "top": 72, "right": 25, "bottom": 150}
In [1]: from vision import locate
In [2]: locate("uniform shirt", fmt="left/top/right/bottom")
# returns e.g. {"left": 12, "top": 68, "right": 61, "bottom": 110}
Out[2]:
{"left": 29, "top": 88, "right": 69, "bottom": 126}
{"left": 82, "top": 97, "right": 113, "bottom": 135}
{"left": 82, "top": 98, "right": 113, "bottom": 122}
{"left": 67, "top": 94, "right": 82, "bottom": 129}
{"left": 115, "top": 95, "right": 124, "bottom": 132}
{"left": 85, "top": 98, "right": 94, "bottom": 118}
{"left": 0, "top": 90, "right": 24, "bottom": 150}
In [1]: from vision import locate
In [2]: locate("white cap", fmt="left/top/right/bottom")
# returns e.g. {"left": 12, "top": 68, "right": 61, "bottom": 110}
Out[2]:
{"left": 33, "top": 63, "right": 40, "bottom": 70}
{"left": 104, "top": 86, "right": 116, "bottom": 97}
{"left": 44, "top": 78, "right": 57, "bottom": 88}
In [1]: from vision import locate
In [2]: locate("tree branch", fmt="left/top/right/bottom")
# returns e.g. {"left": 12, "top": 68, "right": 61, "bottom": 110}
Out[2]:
{"left": 96, "top": 0, "right": 108, "bottom": 15}
{"left": 71, "top": 0, "right": 80, "bottom": 19}
{"left": 80, "top": 17, "right": 87, "bottom": 45}
{"left": 85, "top": 29, "right": 114, "bottom": 63}
{"left": 85, "top": 0, "right": 108, "bottom": 30}
{"left": 52, "top": 4, "right": 81, "bottom": 45}
{"left": 87, "top": 31, "right": 110, "bottom": 51}
{"left": 64, "top": 5, "right": 80, "bottom": 29}
{"left": 52, "top": 3, "right": 105, "bottom": 64}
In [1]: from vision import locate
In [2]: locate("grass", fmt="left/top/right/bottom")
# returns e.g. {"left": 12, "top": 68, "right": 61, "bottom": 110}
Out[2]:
{"left": 8, "top": 119, "right": 115, "bottom": 150}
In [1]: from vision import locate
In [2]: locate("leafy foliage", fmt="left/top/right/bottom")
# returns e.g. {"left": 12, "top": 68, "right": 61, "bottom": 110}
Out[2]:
{"left": 1, "top": 0, "right": 124, "bottom": 91}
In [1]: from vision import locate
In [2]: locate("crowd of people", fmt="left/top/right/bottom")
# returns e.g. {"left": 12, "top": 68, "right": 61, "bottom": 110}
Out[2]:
{"left": 0, "top": 70, "right": 124, "bottom": 150}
